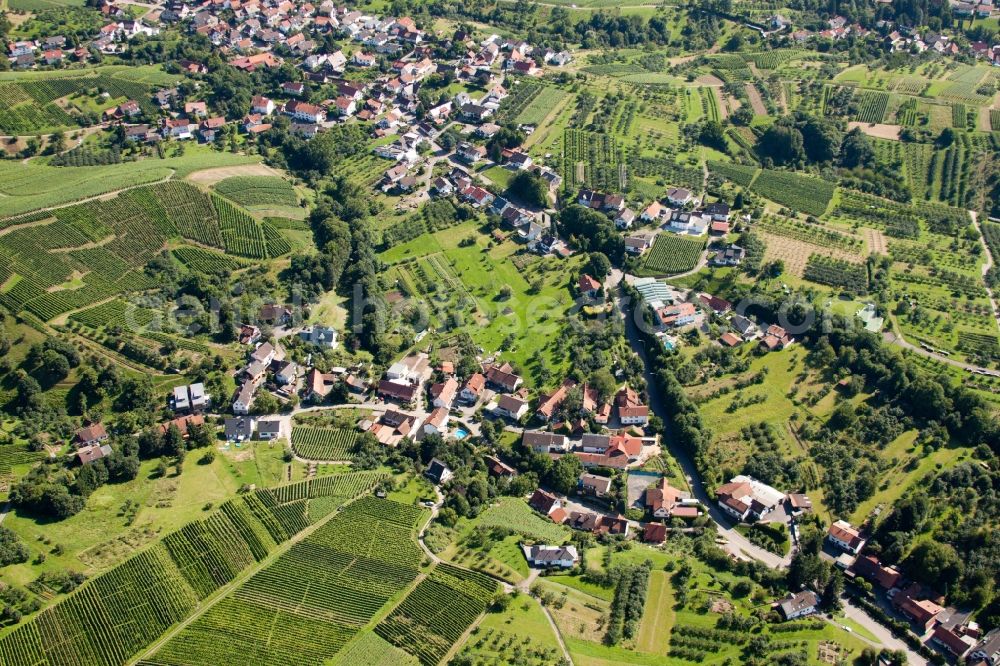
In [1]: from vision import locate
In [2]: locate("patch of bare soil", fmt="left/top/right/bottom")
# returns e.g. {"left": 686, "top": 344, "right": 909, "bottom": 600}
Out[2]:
{"left": 847, "top": 121, "right": 901, "bottom": 140}
{"left": 745, "top": 83, "right": 767, "bottom": 115}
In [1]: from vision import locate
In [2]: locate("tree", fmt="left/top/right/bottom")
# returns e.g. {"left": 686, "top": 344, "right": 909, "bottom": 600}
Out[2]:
{"left": 0, "top": 526, "right": 30, "bottom": 566}
{"left": 800, "top": 117, "right": 843, "bottom": 164}
{"left": 585, "top": 252, "right": 611, "bottom": 279}
{"left": 902, "top": 541, "right": 963, "bottom": 593}
{"left": 252, "top": 391, "right": 280, "bottom": 415}
{"left": 840, "top": 128, "right": 875, "bottom": 168}
{"left": 756, "top": 124, "right": 804, "bottom": 165}
{"left": 508, "top": 170, "right": 548, "bottom": 208}
{"left": 699, "top": 120, "right": 727, "bottom": 151}
{"left": 546, "top": 455, "right": 583, "bottom": 495}
{"left": 821, "top": 572, "right": 843, "bottom": 611}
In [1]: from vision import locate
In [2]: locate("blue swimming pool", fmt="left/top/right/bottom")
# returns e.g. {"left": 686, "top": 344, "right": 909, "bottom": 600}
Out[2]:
{"left": 454, "top": 427, "right": 469, "bottom": 440}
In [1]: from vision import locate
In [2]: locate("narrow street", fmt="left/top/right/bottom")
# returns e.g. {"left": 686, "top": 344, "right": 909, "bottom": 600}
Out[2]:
{"left": 614, "top": 282, "right": 791, "bottom": 568}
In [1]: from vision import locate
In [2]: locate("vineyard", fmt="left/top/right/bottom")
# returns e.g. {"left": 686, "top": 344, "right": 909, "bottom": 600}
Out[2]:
{"left": 0, "top": 182, "right": 291, "bottom": 321}
{"left": 708, "top": 161, "right": 759, "bottom": 187}
{"left": 642, "top": 234, "right": 705, "bottom": 275}
{"left": 0, "top": 472, "right": 384, "bottom": 666}
{"left": 835, "top": 191, "right": 921, "bottom": 238}
{"left": 803, "top": 254, "right": 869, "bottom": 292}
{"left": 560, "top": 129, "right": 624, "bottom": 193}
{"left": 751, "top": 170, "right": 835, "bottom": 216}
{"left": 375, "top": 562, "right": 498, "bottom": 665}
{"left": 854, "top": 90, "right": 889, "bottom": 124}
{"left": 291, "top": 426, "right": 360, "bottom": 461}
{"left": 214, "top": 176, "right": 298, "bottom": 208}
{"left": 145, "top": 492, "right": 420, "bottom": 666}
{"left": 629, "top": 158, "right": 702, "bottom": 191}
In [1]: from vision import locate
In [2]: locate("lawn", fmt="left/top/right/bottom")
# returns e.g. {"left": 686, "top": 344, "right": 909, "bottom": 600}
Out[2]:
{"left": 636, "top": 570, "right": 675, "bottom": 654}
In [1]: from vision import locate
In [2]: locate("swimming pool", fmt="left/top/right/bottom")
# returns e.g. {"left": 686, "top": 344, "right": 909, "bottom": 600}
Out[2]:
{"left": 454, "top": 427, "right": 469, "bottom": 440}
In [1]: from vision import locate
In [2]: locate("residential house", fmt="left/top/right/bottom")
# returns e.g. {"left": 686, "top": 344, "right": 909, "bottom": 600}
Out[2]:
{"left": 641, "top": 201, "right": 666, "bottom": 223}
{"left": 624, "top": 235, "right": 652, "bottom": 255}
{"left": 711, "top": 244, "right": 745, "bottom": 266}
{"left": 579, "top": 274, "right": 601, "bottom": 298}
{"left": 523, "top": 544, "right": 578, "bottom": 569}
{"left": 615, "top": 386, "right": 648, "bottom": 426}
{"left": 893, "top": 587, "right": 944, "bottom": 632}
{"left": 827, "top": 520, "right": 865, "bottom": 554}
{"left": 485, "top": 455, "right": 517, "bottom": 478}
{"left": 761, "top": 324, "right": 792, "bottom": 351}
{"left": 76, "top": 423, "right": 109, "bottom": 447}
{"left": 777, "top": 591, "right": 819, "bottom": 620}
{"left": 459, "top": 373, "right": 486, "bottom": 404}
{"left": 615, "top": 208, "right": 637, "bottom": 230}
{"left": 931, "top": 625, "right": 976, "bottom": 659}
{"left": 657, "top": 302, "right": 697, "bottom": 328}
{"left": 967, "top": 629, "right": 1000, "bottom": 666}
{"left": 643, "top": 523, "right": 667, "bottom": 544}
{"left": 665, "top": 187, "right": 693, "bottom": 207}
{"left": 665, "top": 210, "right": 710, "bottom": 236}
{"left": 716, "top": 475, "right": 785, "bottom": 522}
{"left": 77, "top": 444, "right": 112, "bottom": 466}
{"left": 275, "top": 362, "right": 297, "bottom": 385}
{"left": 850, "top": 555, "right": 901, "bottom": 590}
{"left": 282, "top": 81, "right": 306, "bottom": 97}
{"left": 535, "top": 379, "right": 575, "bottom": 421}
{"left": 232, "top": 381, "right": 256, "bottom": 415}
{"left": 529, "top": 488, "right": 561, "bottom": 516}
{"left": 495, "top": 394, "right": 528, "bottom": 420}
{"left": 425, "top": 458, "right": 453, "bottom": 484}
{"left": 157, "top": 414, "right": 204, "bottom": 439}
{"left": 579, "top": 473, "right": 612, "bottom": 498}
{"left": 172, "top": 385, "right": 191, "bottom": 412}
{"left": 430, "top": 377, "right": 458, "bottom": 409}
{"left": 378, "top": 379, "right": 418, "bottom": 403}
{"left": 730, "top": 314, "right": 756, "bottom": 337}
{"left": 251, "top": 95, "right": 275, "bottom": 115}
{"left": 704, "top": 202, "right": 731, "bottom": 221}
{"left": 456, "top": 141, "right": 486, "bottom": 164}
{"left": 645, "top": 479, "right": 684, "bottom": 518}
{"left": 422, "top": 407, "right": 449, "bottom": 436}
{"left": 257, "top": 418, "right": 284, "bottom": 440}
{"left": 224, "top": 416, "right": 255, "bottom": 442}
{"left": 285, "top": 100, "right": 325, "bottom": 123}
{"left": 299, "top": 325, "right": 338, "bottom": 349}
{"left": 485, "top": 362, "right": 522, "bottom": 393}
{"left": 251, "top": 342, "right": 276, "bottom": 366}
{"left": 304, "top": 368, "right": 336, "bottom": 402}
{"left": 522, "top": 430, "right": 569, "bottom": 453}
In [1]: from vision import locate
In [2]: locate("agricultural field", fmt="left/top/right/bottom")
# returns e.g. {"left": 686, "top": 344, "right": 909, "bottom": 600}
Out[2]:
{"left": 213, "top": 176, "right": 299, "bottom": 209}
{"left": 641, "top": 233, "right": 705, "bottom": 275}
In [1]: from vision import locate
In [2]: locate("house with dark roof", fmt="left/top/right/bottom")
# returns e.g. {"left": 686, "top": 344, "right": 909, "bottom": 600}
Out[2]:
{"left": 529, "top": 488, "right": 561, "bottom": 515}
{"left": 523, "top": 544, "right": 577, "bottom": 569}
{"left": 425, "top": 458, "right": 453, "bottom": 484}
{"left": 522, "top": 430, "right": 569, "bottom": 453}
{"left": 777, "top": 591, "right": 819, "bottom": 620}
{"left": 76, "top": 423, "right": 109, "bottom": 447}
{"left": 850, "top": 555, "right": 901, "bottom": 590}
{"left": 224, "top": 416, "right": 255, "bottom": 442}
{"left": 578, "top": 473, "right": 612, "bottom": 498}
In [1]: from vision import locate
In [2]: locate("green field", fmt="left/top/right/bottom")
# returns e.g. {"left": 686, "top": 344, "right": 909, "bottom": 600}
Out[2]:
{"left": 0, "top": 148, "right": 259, "bottom": 217}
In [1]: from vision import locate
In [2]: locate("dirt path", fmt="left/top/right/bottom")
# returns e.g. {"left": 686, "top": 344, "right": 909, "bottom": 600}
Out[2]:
{"left": 970, "top": 210, "right": 1000, "bottom": 332}
{"left": 539, "top": 601, "right": 574, "bottom": 665}
{"left": 745, "top": 82, "right": 767, "bottom": 115}
{"left": 185, "top": 163, "right": 283, "bottom": 186}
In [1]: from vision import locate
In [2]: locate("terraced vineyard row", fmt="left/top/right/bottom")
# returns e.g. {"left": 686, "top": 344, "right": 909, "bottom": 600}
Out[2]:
{"left": 0, "top": 181, "right": 280, "bottom": 321}
{"left": 642, "top": 234, "right": 705, "bottom": 274}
